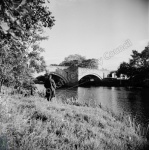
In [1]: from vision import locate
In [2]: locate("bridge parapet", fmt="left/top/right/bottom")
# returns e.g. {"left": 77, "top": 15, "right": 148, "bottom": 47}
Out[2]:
{"left": 46, "top": 66, "right": 68, "bottom": 73}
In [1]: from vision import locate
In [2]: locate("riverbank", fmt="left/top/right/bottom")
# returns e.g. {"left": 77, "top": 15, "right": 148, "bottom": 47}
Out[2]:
{"left": 0, "top": 93, "right": 149, "bottom": 150}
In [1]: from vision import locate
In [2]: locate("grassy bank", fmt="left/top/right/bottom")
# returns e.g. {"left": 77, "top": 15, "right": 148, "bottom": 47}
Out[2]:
{"left": 0, "top": 92, "right": 149, "bottom": 150}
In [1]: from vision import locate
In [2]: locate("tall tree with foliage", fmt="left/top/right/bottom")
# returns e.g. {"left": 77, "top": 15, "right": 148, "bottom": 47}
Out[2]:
{"left": 80, "top": 59, "right": 99, "bottom": 69}
{"left": 116, "top": 44, "right": 149, "bottom": 85}
{"left": 0, "top": 0, "right": 55, "bottom": 92}
{"left": 59, "top": 54, "right": 86, "bottom": 67}
{"left": 59, "top": 54, "right": 99, "bottom": 69}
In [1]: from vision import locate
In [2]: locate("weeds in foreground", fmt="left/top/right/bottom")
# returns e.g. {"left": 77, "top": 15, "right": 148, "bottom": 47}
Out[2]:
{"left": 0, "top": 92, "right": 149, "bottom": 150}
{"left": 125, "top": 115, "right": 149, "bottom": 139}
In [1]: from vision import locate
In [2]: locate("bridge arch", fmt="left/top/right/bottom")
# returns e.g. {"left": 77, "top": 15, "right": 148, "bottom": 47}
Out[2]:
{"left": 49, "top": 72, "right": 68, "bottom": 84}
{"left": 79, "top": 73, "right": 102, "bottom": 82}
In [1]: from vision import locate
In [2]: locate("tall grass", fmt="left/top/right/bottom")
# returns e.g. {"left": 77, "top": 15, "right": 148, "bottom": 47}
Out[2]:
{"left": 125, "top": 115, "right": 149, "bottom": 139}
{"left": 0, "top": 90, "right": 149, "bottom": 150}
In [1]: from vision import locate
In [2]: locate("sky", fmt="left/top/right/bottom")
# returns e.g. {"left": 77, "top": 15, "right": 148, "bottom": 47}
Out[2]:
{"left": 40, "top": 0, "right": 149, "bottom": 71}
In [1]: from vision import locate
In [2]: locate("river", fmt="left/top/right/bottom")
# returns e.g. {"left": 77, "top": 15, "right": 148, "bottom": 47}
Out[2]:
{"left": 36, "top": 84, "right": 149, "bottom": 124}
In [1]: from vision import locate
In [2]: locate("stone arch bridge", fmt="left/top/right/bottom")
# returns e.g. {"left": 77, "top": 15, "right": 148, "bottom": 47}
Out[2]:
{"left": 34, "top": 66, "right": 110, "bottom": 86}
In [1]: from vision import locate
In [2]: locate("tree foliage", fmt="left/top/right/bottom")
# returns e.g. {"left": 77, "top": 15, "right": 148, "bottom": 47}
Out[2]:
{"left": 0, "top": 0, "right": 54, "bottom": 41}
{"left": 81, "top": 59, "right": 99, "bottom": 69}
{"left": 116, "top": 62, "right": 132, "bottom": 77}
{"left": 116, "top": 45, "right": 149, "bottom": 85}
{"left": 59, "top": 54, "right": 99, "bottom": 69}
{"left": 0, "top": 0, "right": 55, "bottom": 92}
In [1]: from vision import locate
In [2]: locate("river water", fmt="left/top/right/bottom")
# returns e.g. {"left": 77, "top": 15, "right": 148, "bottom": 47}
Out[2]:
{"left": 36, "top": 84, "right": 149, "bottom": 124}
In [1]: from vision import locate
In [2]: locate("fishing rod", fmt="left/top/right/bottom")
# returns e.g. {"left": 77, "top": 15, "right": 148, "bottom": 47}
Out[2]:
{"left": 57, "top": 80, "right": 90, "bottom": 91}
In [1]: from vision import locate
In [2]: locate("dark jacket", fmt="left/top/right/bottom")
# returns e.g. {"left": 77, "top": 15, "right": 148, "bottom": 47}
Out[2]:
{"left": 44, "top": 78, "right": 56, "bottom": 90}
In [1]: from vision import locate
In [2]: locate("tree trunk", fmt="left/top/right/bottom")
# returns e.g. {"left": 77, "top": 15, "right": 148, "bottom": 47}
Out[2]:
{"left": 0, "top": 79, "right": 4, "bottom": 93}
{"left": 0, "top": 83, "right": 2, "bottom": 93}
{"left": 31, "top": 87, "right": 33, "bottom": 95}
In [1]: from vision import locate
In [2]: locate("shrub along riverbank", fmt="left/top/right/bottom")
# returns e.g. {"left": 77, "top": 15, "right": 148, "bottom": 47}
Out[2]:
{"left": 0, "top": 92, "right": 149, "bottom": 150}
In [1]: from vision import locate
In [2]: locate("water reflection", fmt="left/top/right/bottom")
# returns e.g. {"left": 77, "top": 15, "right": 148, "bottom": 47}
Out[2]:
{"left": 77, "top": 87, "right": 149, "bottom": 124}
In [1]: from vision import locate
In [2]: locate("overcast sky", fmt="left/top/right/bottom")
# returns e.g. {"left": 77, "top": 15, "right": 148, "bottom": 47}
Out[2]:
{"left": 41, "top": 0, "right": 149, "bottom": 70}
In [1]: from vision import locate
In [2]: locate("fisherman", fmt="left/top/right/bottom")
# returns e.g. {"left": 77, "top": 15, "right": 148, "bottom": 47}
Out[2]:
{"left": 44, "top": 73, "right": 56, "bottom": 101}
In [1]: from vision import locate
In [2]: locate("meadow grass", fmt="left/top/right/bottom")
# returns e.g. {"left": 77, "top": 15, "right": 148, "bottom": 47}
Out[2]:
{"left": 0, "top": 88, "right": 149, "bottom": 150}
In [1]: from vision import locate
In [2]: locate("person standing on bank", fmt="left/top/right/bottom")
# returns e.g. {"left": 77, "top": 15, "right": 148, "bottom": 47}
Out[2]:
{"left": 44, "top": 74, "right": 56, "bottom": 101}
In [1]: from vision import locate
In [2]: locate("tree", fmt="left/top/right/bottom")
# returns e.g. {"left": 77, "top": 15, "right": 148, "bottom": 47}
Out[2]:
{"left": 130, "top": 47, "right": 149, "bottom": 72}
{"left": 0, "top": 0, "right": 55, "bottom": 92}
{"left": 116, "top": 62, "right": 131, "bottom": 77}
{"left": 58, "top": 54, "right": 99, "bottom": 69}
{"left": 116, "top": 44, "right": 149, "bottom": 86}
{"left": 59, "top": 54, "right": 86, "bottom": 66}
{"left": 26, "top": 34, "right": 47, "bottom": 73}
{"left": 0, "top": 0, "right": 55, "bottom": 42}
{"left": 63, "top": 54, "right": 86, "bottom": 63}
{"left": 80, "top": 59, "right": 99, "bottom": 69}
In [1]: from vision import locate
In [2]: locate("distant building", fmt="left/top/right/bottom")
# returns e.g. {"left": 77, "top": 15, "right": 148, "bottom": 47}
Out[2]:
{"left": 108, "top": 71, "right": 129, "bottom": 80}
